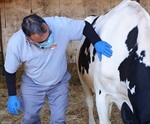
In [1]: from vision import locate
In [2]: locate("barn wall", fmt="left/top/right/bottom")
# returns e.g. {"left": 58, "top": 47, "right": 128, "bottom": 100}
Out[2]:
{"left": 0, "top": 0, "right": 149, "bottom": 63}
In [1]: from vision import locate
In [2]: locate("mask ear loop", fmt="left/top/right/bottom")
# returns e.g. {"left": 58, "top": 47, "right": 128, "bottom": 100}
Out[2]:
{"left": 35, "top": 44, "right": 45, "bottom": 49}
{"left": 25, "top": 35, "right": 45, "bottom": 49}
{"left": 25, "top": 36, "right": 32, "bottom": 47}
{"left": 26, "top": 40, "right": 31, "bottom": 47}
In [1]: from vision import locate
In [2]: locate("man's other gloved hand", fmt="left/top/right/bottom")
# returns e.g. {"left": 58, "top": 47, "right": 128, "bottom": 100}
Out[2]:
{"left": 7, "top": 95, "right": 21, "bottom": 115}
{"left": 94, "top": 41, "right": 113, "bottom": 61}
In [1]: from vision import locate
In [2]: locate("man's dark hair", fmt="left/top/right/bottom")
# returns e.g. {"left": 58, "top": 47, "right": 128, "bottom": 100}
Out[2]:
{"left": 21, "top": 14, "right": 47, "bottom": 37}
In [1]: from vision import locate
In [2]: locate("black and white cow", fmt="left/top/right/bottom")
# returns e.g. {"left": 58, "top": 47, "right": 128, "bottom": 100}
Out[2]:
{"left": 76, "top": 0, "right": 150, "bottom": 124}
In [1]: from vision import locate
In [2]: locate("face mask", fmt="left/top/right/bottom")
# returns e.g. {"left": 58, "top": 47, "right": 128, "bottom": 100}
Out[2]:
{"left": 37, "top": 33, "right": 54, "bottom": 49}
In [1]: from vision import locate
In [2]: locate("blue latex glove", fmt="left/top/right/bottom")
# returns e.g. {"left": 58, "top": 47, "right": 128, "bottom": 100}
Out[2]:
{"left": 7, "top": 95, "right": 21, "bottom": 115}
{"left": 94, "top": 41, "right": 113, "bottom": 61}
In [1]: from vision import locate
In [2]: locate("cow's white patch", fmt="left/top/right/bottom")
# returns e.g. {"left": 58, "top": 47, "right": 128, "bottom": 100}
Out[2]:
{"left": 130, "top": 85, "right": 136, "bottom": 95}
{"left": 126, "top": 80, "right": 136, "bottom": 95}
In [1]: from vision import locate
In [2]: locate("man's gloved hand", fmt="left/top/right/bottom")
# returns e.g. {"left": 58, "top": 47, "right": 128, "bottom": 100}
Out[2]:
{"left": 7, "top": 95, "right": 21, "bottom": 115}
{"left": 94, "top": 41, "right": 113, "bottom": 61}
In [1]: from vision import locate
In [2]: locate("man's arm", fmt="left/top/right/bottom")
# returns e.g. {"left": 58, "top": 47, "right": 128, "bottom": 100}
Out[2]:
{"left": 5, "top": 70, "right": 20, "bottom": 115}
{"left": 83, "top": 21, "right": 113, "bottom": 60}
{"left": 5, "top": 70, "right": 17, "bottom": 96}
{"left": 83, "top": 21, "right": 101, "bottom": 45}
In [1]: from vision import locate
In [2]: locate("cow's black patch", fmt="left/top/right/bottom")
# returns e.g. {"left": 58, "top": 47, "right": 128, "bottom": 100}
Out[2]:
{"left": 119, "top": 26, "right": 150, "bottom": 123}
{"left": 99, "top": 90, "right": 101, "bottom": 95}
{"left": 78, "top": 38, "right": 95, "bottom": 74}
{"left": 125, "top": 26, "right": 138, "bottom": 52}
{"left": 78, "top": 16, "right": 99, "bottom": 75}
{"left": 121, "top": 102, "right": 140, "bottom": 124}
{"left": 119, "top": 26, "right": 138, "bottom": 83}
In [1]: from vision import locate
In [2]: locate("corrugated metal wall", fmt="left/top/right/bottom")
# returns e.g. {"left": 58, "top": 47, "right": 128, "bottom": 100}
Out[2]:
{"left": 0, "top": 0, "right": 150, "bottom": 63}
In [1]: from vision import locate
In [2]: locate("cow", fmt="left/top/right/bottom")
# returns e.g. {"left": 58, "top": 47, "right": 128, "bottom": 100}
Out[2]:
{"left": 76, "top": 0, "right": 150, "bottom": 124}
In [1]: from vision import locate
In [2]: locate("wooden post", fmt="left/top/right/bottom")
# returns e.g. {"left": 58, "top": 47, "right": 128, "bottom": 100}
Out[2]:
{"left": 0, "top": 9, "right": 5, "bottom": 76}
{"left": 136, "top": 0, "right": 140, "bottom": 3}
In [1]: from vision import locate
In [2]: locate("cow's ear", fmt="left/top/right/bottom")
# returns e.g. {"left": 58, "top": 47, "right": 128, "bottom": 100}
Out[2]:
{"left": 121, "top": 102, "right": 139, "bottom": 124}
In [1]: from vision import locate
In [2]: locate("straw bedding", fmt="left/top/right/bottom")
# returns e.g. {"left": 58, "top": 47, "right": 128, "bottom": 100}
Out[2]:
{"left": 0, "top": 63, "right": 123, "bottom": 124}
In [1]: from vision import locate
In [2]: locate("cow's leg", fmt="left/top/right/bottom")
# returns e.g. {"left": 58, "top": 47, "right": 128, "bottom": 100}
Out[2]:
{"left": 95, "top": 90, "right": 111, "bottom": 124}
{"left": 92, "top": 69, "right": 111, "bottom": 124}
{"left": 78, "top": 75, "right": 96, "bottom": 124}
{"left": 121, "top": 102, "right": 140, "bottom": 124}
{"left": 81, "top": 81, "right": 95, "bottom": 124}
{"left": 109, "top": 102, "right": 113, "bottom": 120}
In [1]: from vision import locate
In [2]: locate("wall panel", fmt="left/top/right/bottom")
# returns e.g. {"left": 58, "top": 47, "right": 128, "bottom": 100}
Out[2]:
{"left": 60, "top": 0, "right": 85, "bottom": 19}
{"left": 43, "top": 0, "right": 60, "bottom": 16}
{"left": 85, "top": 0, "right": 100, "bottom": 16}
{"left": 141, "top": 0, "right": 150, "bottom": 14}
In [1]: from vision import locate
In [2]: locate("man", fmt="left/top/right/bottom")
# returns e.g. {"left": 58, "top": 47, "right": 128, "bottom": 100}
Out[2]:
{"left": 4, "top": 14, "right": 112, "bottom": 124}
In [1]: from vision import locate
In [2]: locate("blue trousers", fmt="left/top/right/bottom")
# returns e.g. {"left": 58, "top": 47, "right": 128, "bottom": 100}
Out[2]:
{"left": 20, "top": 72, "right": 70, "bottom": 124}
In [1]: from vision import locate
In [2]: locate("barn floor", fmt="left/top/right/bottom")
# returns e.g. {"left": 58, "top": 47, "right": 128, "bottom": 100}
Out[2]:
{"left": 0, "top": 63, "right": 123, "bottom": 124}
